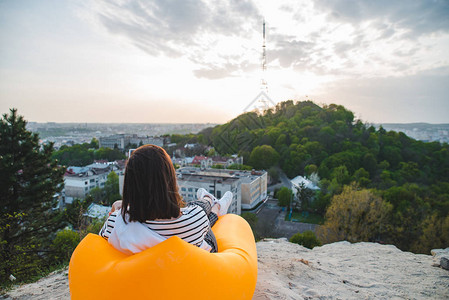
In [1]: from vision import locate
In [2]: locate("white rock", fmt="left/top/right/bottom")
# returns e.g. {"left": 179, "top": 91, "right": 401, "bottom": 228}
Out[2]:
{"left": 431, "top": 247, "right": 449, "bottom": 257}
{"left": 5, "top": 241, "right": 449, "bottom": 300}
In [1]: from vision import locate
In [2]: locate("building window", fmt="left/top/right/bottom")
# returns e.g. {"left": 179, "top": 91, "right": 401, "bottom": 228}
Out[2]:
{"left": 216, "top": 190, "right": 222, "bottom": 198}
{"left": 181, "top": 187, "right": 187, "bottom": 191}
{"left": 188, "top": 188, "right": 193, "bottom": 192}
{"left": 90, "top": 179, "right": 95, "bottom": 183}
{"left": 85, "top": 181, "right": 88, "bottom": 185}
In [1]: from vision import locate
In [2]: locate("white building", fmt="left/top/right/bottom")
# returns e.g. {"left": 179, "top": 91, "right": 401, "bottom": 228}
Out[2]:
{"left": 99, "top": 134, "right": 129, "bottom": 150}
{"left": 64, "top": 162, "right": 122, "bottom": 199}
{"left": 129, "top": 135, "right": 164, "bottom": 148}
{"left": 290, "top": 175, "right": 320, "bottom": 197}
{"left": 64, "top": 169, "right": 111, "bottom": 198}
{"left": 240, "top": 171, "right": 268, "bottom": 210}
{"left": 177, "top": 168, "right": 242, "bottom": 215}
{"left": 176, "top": 167, "right": 268, "bottom": 214}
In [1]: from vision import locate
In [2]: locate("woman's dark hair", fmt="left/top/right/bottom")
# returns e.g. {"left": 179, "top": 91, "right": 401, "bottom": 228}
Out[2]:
{"left": 122, "top": 144, "right": 184, "bottom": 222}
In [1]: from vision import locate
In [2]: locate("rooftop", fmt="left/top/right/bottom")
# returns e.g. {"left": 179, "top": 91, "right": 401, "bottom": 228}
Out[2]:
{"left": 83, "top": 203, "right": 111, "bottom": 219}
{"left": 177, "top": 167, "right": 266, "bottom": 184}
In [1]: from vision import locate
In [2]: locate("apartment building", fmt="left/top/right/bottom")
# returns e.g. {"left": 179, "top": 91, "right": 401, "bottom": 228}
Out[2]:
{"left": 240, "top": 170, "right": 268, "bottom": 210}
{"left": 176, "top": 167, "right": 268, "bottom": 214}
{"left": 177, "top": 168, "right": 241, "bottom": 215}
{"left": 64, "top": 163, "right": 122, "bottom": 199}
{"left": 99, "top": 134, "right": 130, "bottom": 150}
{"left": 99, "top": 134, "right": 164, "bottom": 150}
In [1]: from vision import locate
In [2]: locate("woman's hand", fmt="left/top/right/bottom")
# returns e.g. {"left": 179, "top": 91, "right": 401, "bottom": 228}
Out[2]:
{"left": 110, "top": 200, "right": 123, "bottom": 215}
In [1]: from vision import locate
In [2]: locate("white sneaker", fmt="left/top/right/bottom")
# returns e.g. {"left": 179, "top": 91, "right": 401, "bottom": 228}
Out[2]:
{"left": 196, "top": 188, "right": 216, "bottom": 205}
{"left": 217, "top": 191, "right": 233, "bottom": 216}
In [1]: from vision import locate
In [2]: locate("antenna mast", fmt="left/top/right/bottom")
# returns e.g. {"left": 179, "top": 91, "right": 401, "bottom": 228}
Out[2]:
{"left": 261, "top": 19, "right": 268, "bottom": 94}
{"left": 246, "top": 18, "right": 273, "bottom": 114}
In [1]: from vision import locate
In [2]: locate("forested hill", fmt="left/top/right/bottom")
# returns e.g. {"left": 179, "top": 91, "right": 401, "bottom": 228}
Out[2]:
{"left": 196, "top": 100, "right": 449, "bottom": 253}
{"left": 201, "top": 100, "right": 448, "bottom": 182}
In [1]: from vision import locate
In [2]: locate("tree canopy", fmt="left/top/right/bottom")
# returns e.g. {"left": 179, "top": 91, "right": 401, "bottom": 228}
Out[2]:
{"left": 249, "top": 145, "right": 280, "bottom": 170}
{"left": 277, "top": 187, "right": 292, "bottom": 207}
{"left": 194, "top": 100, "right": 449, "bottom": 253}
{"left": 52, "top": 143, "right": 125, "bottom": 166}
{"left": 0, "top": 109, "right": 65, "bottom": 283}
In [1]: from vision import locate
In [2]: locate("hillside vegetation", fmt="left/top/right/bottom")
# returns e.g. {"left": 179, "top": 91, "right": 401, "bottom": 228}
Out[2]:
{"left": 196, "top": 100, "right": 449, "bottom": 253}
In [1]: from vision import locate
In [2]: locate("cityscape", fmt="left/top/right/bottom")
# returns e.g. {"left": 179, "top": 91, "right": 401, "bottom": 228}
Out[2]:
{"left": 33, "top": 120, "right": 448, "bottom": 222}
{"left": 26, "top": 122, "right": 218, "bottom": 149}
{"left": 28, "top": 121, "right": 449, "bottom": 149}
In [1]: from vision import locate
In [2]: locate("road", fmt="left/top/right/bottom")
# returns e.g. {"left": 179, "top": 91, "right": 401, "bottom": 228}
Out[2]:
{"left": 254, "top": 198, "right": 317, "bottom": 240}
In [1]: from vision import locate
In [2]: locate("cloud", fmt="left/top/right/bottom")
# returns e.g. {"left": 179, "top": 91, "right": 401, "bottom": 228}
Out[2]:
{"left": 83, "top": 0, "right": 449, "bottom": 81}
{"left": 85, "top": 0, "right": 262, "bottom": 79}
{"left": 263, "top": 1, "right": 449, "bottom": 79}
{"left": 313, "top": 0, "right": 449, "bottom": 36}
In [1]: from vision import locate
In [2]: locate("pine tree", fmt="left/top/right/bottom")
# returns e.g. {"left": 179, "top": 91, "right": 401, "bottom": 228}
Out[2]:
{"left": 0, "top": 109, "right": 65, "bottom": 283}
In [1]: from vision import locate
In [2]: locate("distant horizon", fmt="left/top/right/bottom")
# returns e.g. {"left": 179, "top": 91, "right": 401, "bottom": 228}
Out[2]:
{"left": 26, "top": 121, "right": 220, "bottom": 125}
{"left": 24, "top": 119, "right": 449, "bottom": 126}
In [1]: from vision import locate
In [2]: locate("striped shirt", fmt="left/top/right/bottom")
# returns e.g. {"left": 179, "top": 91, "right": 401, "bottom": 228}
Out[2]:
{"left": 99, "top": 204, "right": 211, "bottom": 248}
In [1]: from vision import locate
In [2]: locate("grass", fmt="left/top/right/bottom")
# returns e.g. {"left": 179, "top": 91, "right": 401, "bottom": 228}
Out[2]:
{"left": 286, "top": 211, "right": 325, "bottom": 225}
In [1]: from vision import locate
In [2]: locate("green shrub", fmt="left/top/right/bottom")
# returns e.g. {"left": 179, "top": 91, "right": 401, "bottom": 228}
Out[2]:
{"left": 290, "top": 231, "right": 321, "bottom": 249}
{"left": 51, "top": 229, "right": 80, "bottom": 262}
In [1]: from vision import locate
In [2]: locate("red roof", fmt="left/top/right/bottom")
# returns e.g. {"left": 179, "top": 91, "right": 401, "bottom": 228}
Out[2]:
{"left": 192, "top": 155, "right": 207, "bottom": 164}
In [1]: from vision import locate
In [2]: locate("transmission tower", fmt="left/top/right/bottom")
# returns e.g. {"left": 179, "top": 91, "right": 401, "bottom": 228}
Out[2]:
{"left": 261, "top": 19, "right": 268, "bottom": 95}
{"left": 244, "top": 19, "right": 274, "bottom": 114}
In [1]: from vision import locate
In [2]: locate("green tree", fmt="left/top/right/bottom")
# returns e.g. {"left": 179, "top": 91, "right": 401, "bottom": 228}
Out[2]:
{"left": 317, "top": 185, "right": 392, "bottom": 244}
{"left": 241, "top": 212, "right": 259, "bottom": 239}
{"left": 304, "top": 164, "right": 318, "bottom": 176}
{"left": 412, "top": 213, "right": 449, "bottom": 254}
{"left": 249, "top": 145, "right": 280, "bottom": 170}
{"left": 52, "top": 143, "right": 94, "bottom": 166}
{"left": 277, "top": 187, "right": 292, "bottom": 207}
{"left": 362, "top": 153, "right": 377, "bottom": 178}
{"left": 65, "top": 197, "right": 92, "bottom": 230}
{"left": 89, "top": 138, "right": 99, "bottom": 149}
{"left": 353, "top": 168, "right": 371, "bottom": 187}
{"left": 290, "top": 231, "right": 321, "bottom": 249}
{"left": 0, "top": 109, "right": 65, "bottom": 283}
{"left": 331, "top": 165, "right": 350, "bottom": 185}
{"left": 295, "top": 183, "right": 315, "bottom": 211}
{"left": 51, "top": 229, "right": 80, "bottom": 262}
{"left": 89, "top": 187, "right": 105, "bottom": 203}
{"left": 206, "top": 148, "right": 216, "bottom": 157}
{"left": 94, "top": 148, "right": 126, "bottom": 161}
{"left": 268, "top": 166, "right": 279, "bottom": 183}
{"left": 104, "top": 171, "right": 121, "bottom": 205}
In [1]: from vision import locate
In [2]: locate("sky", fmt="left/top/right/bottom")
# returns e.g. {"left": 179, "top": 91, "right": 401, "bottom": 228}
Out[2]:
{"left": 0, "top": 0, "right": 448, "bottom": 124}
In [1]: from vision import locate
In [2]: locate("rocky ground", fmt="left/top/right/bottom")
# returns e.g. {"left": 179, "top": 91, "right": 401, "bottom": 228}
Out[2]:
{"left": 254, "top": 239, "right": 449, "bottom": 299}
{"left": 1, "top": 268, "right": 70, "bottom": 300}
{"left": 2, "top": 239, "right": 448, "bottom": 300}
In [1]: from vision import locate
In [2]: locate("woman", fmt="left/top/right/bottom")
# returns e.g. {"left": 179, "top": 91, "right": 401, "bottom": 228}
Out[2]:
{"left": 99, "top": 144, "right": 232, "bottom": 254}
